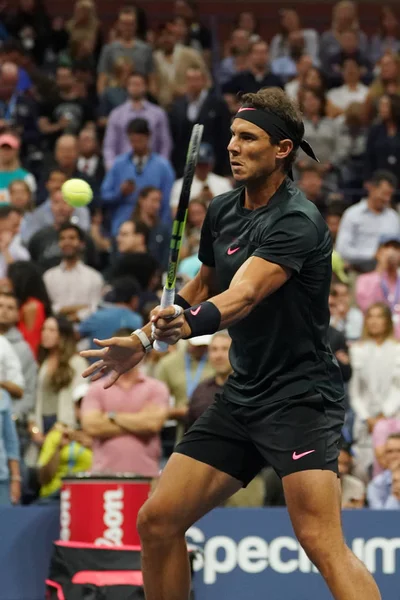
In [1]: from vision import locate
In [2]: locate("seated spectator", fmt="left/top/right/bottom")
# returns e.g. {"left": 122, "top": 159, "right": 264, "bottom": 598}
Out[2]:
{"left": 116, "top": 220, "right": 150, "bottom": 255}
{"left": 81, "top": 327, "right": 169, "bottom": 476}
{"left": 0, "top": 62, "right": 39, "bottom": 153}
{"left": 319, "top": 1, "right": 368, "bottom": 73}
{"left": 37, "top": 389, "right": 92, "bottom": 503}
{"left": 186, "top": 331, "right": 232, "bottom": 430}
{"left": 367, "top": 433, "right": 400, "bottom": 508}
{"left": 297, "top": 88, "right": 341, "bottom": 187}
{"left": 79, "top": 277, "right": 142, "bottom": 352}
{"left": 234, "top": 11, "right": 259, "bottom": 43}
{"left": 153, "top": 19, "right": 209, "bottom": 109}
{"left": 65, "top": 0, "right": 102, "bottom": 64}
{"left": 38, "top": 65, "right": 94, "bottom": 152}
{"left": 328, "top": 325, "right": 352, "bottom": 385}
{"left": 170, "top": 66, "right": 231, "bottom": 176}
{"left": 32, "top": 316, "right": 88, "bottom": 436}
{"left": 36, "top": 134, "right": 95, "bottom": 205}
{"left": 155, "top": 336, "right": 215, "bottom": 442}
{"left": 338, "top": 439, "right": 366, "bottom": 507}
{"left": 21, "top": 172, "right": 90, "bottom": 245}
{"left": 170, "top": 143, "right": 232, "bottom": 215}
{"left": 329, "top": 279, "right": 363, "bottom": 342}
{"left": 43, "top": 223, "right": 103, "bottom": 321}
{"left": 363, "top": 54, "right": 400, "bottom": 124}
{"left": 0, "top": 205, "right": 29, "bottom": 277}
{"left": 370, "top": 7, "right": 400, "bottom": 65}
{"left": 131, "top": 186, "right": 171, "bottom": 270}
{"left": 173, "top": 0, "right": 212, "bottom": 59}
{"left": 222, "top": 40, "right": 282, "bottom": 97}
{"left": 103, "top": 72, "right": 172, "bottom": 170}
{"left": 180, "top": 199, "right": 207, "bottom": 261}
{"left": 336, "top": 170, "right": 400, "bottom": 271}
{"left": 356, "top": 236, "right": 400, "bottom": 338}
{"left": 6, "top": 261, "right": 51, "bottom": 357}
{"left": 0, "top": 387, "right": 21, "bottom": 505}
{"left": 8, "top": 179, "right": 34, "bottom": 214}
{"left": 218, "top": 28, "right": 250, "bottom": 87}
{"left": 0, "top": 292, "right": 37, "bottom": 420}
{"left": 97, "top": 7, "right": 154, "bottom": 96}
{"left": 101, "top": 118, "right": 174, "bottom": 236}
{"left": 270, "top": 9, "right": 319, "bottom": 64}
{"left": 364, "top": 94, "right": 400, "bottom": 186}
{"left": 106, "top": 253, "right": 160, "bottom": 309}
{"left": 326, "top": 59, "right": 368, "bottom": 112}
{"left": 77, "top": 128, "right": 105, "bottom": 192}
{"left": 284, "top": 53, "right": 313, "bottom": 101}
{"left": 271, "top": 32, "right": 309, "bottom": 83}
{"left": 350, "top": 304, "right": 400, "bottom": 476}
{"left": 325, "top": 203, "right": 344, "bottom": 246}
{"left": 97, "top": 56, "right": 133, "bottom": 128}
{"left": 373, "top": 418, "right": 400, "bottom": 477}
{"left": 298, "top": 66, "right": 341, "bottom": 118}
{"left": 334, "top": 102, "right": 367, "bottom": 194}
{"left": 324, "top": 29, "right": 371, "bottom": 88}
{"left": 6, "top": 0, "right": 51, "bottom": 65}
{"left": 0, "top": 132, "right": 36, "bottom": 203}
{"left": 297, "top": 166, "right": 327, "bottom": 217}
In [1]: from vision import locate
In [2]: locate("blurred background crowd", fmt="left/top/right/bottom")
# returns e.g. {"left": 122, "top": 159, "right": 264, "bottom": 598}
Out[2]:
{"left": 0, "top": 0, "right": 399, "bottom": 511}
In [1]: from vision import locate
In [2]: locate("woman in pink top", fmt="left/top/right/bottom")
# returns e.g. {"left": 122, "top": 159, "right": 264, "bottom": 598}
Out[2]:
{"left": 356, "top": 237, "right": 400, "bottom": 339}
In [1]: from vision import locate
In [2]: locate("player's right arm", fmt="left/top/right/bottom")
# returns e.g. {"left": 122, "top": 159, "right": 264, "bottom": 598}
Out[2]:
{"left": 80, "top": 264, "right": 217, "bottom": 387}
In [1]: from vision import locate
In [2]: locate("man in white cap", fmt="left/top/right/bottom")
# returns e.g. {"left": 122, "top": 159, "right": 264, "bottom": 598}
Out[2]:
{"left": 155, "top": 334, "right": 215, "bottom": 442}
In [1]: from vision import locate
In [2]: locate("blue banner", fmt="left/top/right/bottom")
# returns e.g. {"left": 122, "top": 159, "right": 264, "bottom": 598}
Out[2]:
{"left": 187, "top": 508, "right": 400, "bottom": 600}
{"left": 0, "top": 507, "right": 399, "bottom": 600}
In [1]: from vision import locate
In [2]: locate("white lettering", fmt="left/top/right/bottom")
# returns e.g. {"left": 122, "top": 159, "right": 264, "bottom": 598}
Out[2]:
{"left": 204, "top": 536, "right": 237, "bottom": 584}
{"left": 94, "top": 488, "right": 124, "bottom": 547}
{"left": 60, "top": 488, "right": 71, "bottom": 541}
{"left": 237, "top": 537, "right": 268, "bottom": 573}
{"left": 269, "top": 536, "right": 299, "bottom": 574}
{"left": 185, "top": 530, "right": 400, "bottom": 583}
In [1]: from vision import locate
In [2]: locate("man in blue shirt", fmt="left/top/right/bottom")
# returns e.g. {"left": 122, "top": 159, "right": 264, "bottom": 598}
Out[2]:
{"left": 78, "top": 277, "right": 142, "bottom": 354}
{"left": 367, "top": 433, "right": 400, "bottom": 509}
{"left": 101, "top": 118, "right": 174, "bottom": 236}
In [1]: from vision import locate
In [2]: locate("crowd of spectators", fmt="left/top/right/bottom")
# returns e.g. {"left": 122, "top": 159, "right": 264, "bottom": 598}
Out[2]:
{"left": 0, "top": 0, "right": 399, "bottom": 510}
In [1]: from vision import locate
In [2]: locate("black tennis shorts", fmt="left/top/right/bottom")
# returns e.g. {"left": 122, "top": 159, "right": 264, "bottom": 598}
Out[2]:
{"left": 175, "top": 392, "right": 345, "bottom": 485}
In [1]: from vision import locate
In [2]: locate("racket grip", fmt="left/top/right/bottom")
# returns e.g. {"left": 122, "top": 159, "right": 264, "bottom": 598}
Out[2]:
{"left": 153, "top": 287, "right": 176, "bottom": 352}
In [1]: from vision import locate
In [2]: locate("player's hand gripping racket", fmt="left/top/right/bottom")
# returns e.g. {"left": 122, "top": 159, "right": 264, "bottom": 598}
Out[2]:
{"left": 153, "top": 123, "right": 204, "bottom": 352}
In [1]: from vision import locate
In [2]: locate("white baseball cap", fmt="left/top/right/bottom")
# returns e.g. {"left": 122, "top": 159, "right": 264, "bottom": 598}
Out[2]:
{"left": 188, "top": 335, "right": 213, "bottom": 347}
{"left": 73, "top": 382, "right": 90, "bottom": 403}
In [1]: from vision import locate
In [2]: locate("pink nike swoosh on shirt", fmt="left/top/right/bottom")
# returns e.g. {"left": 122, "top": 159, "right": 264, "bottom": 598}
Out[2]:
{"left": 190, "top": 306, "right": 202, "bottom": 316}
{"left": 227, "top": 247, "right": 240, "bottom": 255}
{"left": 292, "top": 450, "right": 316, "bottom": 461}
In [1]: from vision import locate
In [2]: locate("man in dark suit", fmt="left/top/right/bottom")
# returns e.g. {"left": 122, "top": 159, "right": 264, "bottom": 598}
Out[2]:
{"left": 222, "top": 40, "right": 283, "bottom": 97}
{"left": 77, "top": 128, "right": 105, "bottom": 192}
{"left": 169, "top": 67, "right": 231, "bottom": 177}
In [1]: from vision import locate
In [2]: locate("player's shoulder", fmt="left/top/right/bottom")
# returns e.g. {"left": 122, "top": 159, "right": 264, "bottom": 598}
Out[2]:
{"left": 281, "top": 180, "right": 326, "bottom": 226}
{"left": 208, "top": 186, "right": 243, "bottom": 214}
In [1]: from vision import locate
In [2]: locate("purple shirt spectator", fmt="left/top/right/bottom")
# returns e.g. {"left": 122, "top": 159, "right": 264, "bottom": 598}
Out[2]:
{"left": 103, "top": 100, "right": 172, "bottom": 170}
{"left": 372, "top": 418, "right": 400, "bottom": 477}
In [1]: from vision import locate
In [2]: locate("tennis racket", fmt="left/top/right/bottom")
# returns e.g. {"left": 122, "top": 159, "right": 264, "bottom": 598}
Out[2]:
{"left": 153, "top": 123, "right": 204, "bottom": 352}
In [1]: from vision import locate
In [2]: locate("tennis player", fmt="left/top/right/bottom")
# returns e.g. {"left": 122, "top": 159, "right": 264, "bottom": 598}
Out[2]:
{"left": 81, "top": 87, "right": 381, "bottom": 600}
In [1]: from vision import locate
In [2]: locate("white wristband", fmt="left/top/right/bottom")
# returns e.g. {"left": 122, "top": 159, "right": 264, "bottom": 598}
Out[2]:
{"left": 131, "top": 329, "right": 153, "bottom": 353}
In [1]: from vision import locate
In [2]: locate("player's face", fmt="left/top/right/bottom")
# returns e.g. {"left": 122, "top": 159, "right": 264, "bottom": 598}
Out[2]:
{"left": 228, "top": 119, "right": 282, "bottom": 183}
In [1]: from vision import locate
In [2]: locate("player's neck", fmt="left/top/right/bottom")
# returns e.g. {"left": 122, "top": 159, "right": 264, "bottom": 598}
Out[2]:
{"left": 244, "top": 170, "right": 286, "bottom": 210}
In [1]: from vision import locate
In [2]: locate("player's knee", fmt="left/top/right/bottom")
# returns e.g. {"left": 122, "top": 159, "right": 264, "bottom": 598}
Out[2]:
{"left": 296, "top": 525, "right": 332, "bottom": 567}
{"left": 137, "top": 499, "right": 180, "bottom": 543}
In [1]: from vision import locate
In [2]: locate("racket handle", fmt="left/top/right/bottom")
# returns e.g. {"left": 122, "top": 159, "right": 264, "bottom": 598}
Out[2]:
{"left": 153, "top": 287, "right": 176, "bottom": 352}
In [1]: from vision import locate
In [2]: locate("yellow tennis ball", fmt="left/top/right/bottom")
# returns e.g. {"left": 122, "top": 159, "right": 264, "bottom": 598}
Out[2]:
{"left": 61, "top": 178, "right": 93, "bottom": 208}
